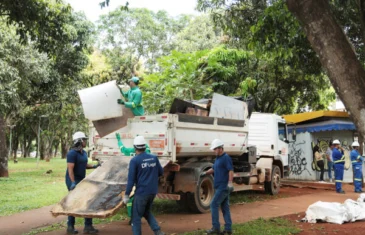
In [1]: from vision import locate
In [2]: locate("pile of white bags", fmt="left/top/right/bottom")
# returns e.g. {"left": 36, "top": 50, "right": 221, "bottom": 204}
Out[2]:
{"left": 304, "top": 193, "right": 365, "bottom": 224}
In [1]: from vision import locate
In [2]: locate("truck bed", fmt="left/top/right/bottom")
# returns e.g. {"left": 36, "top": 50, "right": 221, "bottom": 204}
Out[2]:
{"left": 91, "top": 113, "right": 249, "bottom": 162}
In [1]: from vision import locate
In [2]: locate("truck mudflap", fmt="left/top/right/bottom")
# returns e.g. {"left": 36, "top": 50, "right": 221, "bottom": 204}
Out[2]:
{"left": 51, "top": 156, "right": 171, "bottom": 218}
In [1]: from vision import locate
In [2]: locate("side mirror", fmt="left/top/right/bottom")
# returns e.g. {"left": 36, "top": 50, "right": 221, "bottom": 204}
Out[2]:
{"left": 292, "top": 129, "right": 297, "bottom": 141}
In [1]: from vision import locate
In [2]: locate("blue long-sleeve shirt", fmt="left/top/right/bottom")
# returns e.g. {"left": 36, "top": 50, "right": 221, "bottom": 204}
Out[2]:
{"left": 350, "top": 149, "right": 363, "bottom": 166}
{"left": 332, "top": 148, "right": 345, "bottom": 165}
{"left": 125, "top": 152, "right": 164, "bottom": 196}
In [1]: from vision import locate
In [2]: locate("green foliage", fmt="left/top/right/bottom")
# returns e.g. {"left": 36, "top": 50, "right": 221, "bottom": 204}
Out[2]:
{"left": 195, "top": 0, "right": 335, "bottom": 114}
{"left": 142, "top": 50, "right": 213, "bottom": 113}
{"left": 174, "top": 14, "right": 223, "bottom": 52}
{"left": 0, "top": 0, "right": 73, "bottom": 54}
{"left": 97, "top": 8, "right": 191, "bottom": 77}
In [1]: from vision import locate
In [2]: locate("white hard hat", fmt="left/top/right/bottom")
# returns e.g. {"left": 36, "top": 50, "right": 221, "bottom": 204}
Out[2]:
{"left": 333, "top": 139, "right": 341, "bottom": 145}
{"left": 134, "top": 136, "right": 146, "bottom": 149}
{"left": 352, "top": 141, "right": 360, "bottom": 147}
{"left": 72, "top": 131, "right": 87, "bottom": 141}
{"left": 210, "top": 139, "right": 224, "bottom": 150}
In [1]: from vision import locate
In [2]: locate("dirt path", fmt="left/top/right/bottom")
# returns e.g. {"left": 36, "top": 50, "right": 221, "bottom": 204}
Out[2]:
{"left": 0, "top": 205, "right": 66, "bottom": 235}
{"left": 42, "top": 186, "right": 360, "bottom": 235}
{"left": 0, "top": 184, "right": 361, "bottom": 235}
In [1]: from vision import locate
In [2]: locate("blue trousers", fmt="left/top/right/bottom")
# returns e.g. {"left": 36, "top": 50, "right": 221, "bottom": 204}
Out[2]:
{"left": 131, "top": 194, "right": 160, "bottom": 235}
{"left": 328, "top": 161, "right": 334, "bottom": 179}
{"left": 353, "top": 164, "right": 363, "bottom": 192}
{"left": 210, "top": 188, "right": 232, "bottom": 232}
{"left": 65, "top": 178, "right": 92, "bottom": 227}
{"left": 334, "top": 164, "right": 344, "bottom": 192}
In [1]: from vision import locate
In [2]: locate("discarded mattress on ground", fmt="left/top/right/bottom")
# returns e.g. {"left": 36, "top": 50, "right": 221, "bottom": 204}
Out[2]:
{"left": 51, "top": 156, "right": 170, "bottom": 218}
{"left": 303, "top": 194, "right": 365, "bottom": 224}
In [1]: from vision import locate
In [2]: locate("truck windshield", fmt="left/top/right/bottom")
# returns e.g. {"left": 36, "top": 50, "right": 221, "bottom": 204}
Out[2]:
{"left": 278, "top": 122, "right": 287, "bottom": 141}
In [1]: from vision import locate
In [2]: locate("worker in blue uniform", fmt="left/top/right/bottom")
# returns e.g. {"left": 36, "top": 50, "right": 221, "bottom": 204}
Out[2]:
{"left": 123, "top": 136, "right": 165, "bottom": 235}
{"left": 350, "top": 141, "right": 363, "bottom": 193}
{"left": 65, "top": 131, "right": 100, "bottom": 234}
{"left": 332, "top": 139, "right": 345, "bottom": 194}
{"left": 200, "top": 139, "right": 234, "bottom": 235}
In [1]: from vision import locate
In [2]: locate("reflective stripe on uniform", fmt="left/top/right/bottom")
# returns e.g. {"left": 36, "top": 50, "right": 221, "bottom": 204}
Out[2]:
{"left": 352, "top": 160, "right": 358, "bottom": 163}
{"left": 335, "top": 180, "right": 343, "bottom": 182}
{"left": 334, "top": 160, "right": 345, "bottom": 163}
{"left": 355, "top": 178, "right": 363, "bottom": 181}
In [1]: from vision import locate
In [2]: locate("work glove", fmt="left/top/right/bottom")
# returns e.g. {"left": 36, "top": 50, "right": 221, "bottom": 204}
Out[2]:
{"left": 117, "top": 99, "right": 125, "bottom": 105}
{"left": 70, "top": 182, "right": 76, "bottom": 190}
{"left": 200, "top": 172, "right": 206, "bottom": 177}
{"left": 93, "top": 162, "right": 101, "bottom": 168}
{"left": 227, "top": 181, "right": 234, "bottom": 193}
{"left": 123, "top": 195, "right": 130, "bottom": 205}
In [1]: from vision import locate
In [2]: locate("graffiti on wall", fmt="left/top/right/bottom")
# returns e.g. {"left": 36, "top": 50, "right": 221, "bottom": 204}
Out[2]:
{"left": 312, "top": 139, "right": 351, "bottom": 171}
{"left": 289, "top": 140, "right": 312, "bottom": 176}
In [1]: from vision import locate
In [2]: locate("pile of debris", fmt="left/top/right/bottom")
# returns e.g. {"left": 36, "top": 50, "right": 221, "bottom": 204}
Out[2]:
{"left": 303, "top": 194, "right": 365, "bottom": 224}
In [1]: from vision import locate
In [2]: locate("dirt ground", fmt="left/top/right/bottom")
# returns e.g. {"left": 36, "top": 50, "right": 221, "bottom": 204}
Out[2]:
{"left": 2, "top": 183, "right": 364, "bottom": 235}
{"left": 40, "top": 185, "right": 362, "bottom": 235}
{"left": 284, "top": 212, "right": 365, "bottom": 235}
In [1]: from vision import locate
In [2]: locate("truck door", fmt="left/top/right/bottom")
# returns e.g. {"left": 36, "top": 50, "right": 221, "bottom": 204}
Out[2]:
{"left": 278, "top": 121, "right": 289, "bottom": 167}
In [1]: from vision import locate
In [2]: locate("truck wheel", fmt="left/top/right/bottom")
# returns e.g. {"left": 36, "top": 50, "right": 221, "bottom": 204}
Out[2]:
{"left": 264, "top": 165, "right": 281, "bottom": 195}
{"left": 188, "top": 175, "right": 215, "bottom": 213}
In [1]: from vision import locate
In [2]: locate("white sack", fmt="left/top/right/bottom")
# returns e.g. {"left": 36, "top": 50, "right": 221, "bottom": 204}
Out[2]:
{"left": 304, "top": 193, "right": 365, "bottom": 224}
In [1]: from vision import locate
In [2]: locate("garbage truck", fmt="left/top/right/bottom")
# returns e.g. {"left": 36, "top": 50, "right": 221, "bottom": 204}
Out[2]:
{"left": 77, "top": 81, "right": 294, "bottom": 214}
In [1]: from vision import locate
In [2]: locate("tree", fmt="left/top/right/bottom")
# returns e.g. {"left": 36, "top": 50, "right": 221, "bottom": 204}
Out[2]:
{"left": 0, "top": 0, "right": 73, "bottom": 53}
{"left": 97, "top": 8, "right": 190, "bottom": 76}
{"left": 174, "top": 14, "right": 223, "bottom": 52}
{"left": 286, "top": 0, "right": 365, "bottom": 139}
{"left": 0, "top": 8, "right": 94, "bottom": 177}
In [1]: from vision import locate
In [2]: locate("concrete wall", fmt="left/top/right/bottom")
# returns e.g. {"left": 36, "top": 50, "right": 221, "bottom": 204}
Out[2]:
{"left": 287, "top": 130, "right": 361, "bottom": 183}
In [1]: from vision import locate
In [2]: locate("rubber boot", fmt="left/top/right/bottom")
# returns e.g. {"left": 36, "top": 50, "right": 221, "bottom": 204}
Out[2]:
{"left": 154, "top": 230, "right": 166, "bottom": 235}
{"left": 222, "top": 230, "right": 233, "bottom": 235}
{"left": 66, "top": 226, "right": 78, "bottom": 234}
{"left": 83, "top": 225, "right": 98, "bottom": 234}
{"left": 206, "top": 228, "right": 222, "bottom": 235}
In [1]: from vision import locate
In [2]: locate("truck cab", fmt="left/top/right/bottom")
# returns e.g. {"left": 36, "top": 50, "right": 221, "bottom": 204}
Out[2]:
{"left": 248, "top": 113, "right": 290, "bottom": 178}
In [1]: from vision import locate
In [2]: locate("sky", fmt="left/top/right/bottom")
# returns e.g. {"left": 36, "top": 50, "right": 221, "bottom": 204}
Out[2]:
{"left": 65, "top": 0, "right": 200, "bottom": 22}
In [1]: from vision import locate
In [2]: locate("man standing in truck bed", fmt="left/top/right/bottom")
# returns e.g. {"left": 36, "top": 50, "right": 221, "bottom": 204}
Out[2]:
{"left": 117, "top": 76, "right": 144, "bottom": 116}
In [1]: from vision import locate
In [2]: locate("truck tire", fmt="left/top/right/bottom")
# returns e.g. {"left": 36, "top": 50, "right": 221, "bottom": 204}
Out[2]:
{"left": 264, "top": 165, "right": 281, "bottom": 195}
{"left": 187, "top": 174, "right": 215, "bottom": 213}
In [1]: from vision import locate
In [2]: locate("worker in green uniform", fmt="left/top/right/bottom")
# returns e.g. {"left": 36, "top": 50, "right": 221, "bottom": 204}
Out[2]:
{"left": 117, "top": 76, "right": 144, "bottom": 116}
{"left": 115, "top": 133, "right": 150, "bottom": 156}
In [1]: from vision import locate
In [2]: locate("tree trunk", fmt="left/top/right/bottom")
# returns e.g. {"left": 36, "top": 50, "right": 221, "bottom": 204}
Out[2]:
{"left": 61, "top": 138, "right": 69, "bottom": 159}
{"left": 0, "top": 116, "right": 9, "bottom": 177}
{"left": 287, "top": 0, "right": 365, "bottom": 139}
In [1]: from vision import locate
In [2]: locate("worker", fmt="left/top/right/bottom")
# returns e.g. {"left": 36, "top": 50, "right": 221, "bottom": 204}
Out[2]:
{"left": 65, "top": 131, "right": 100, "bottom": 234}
{"left": 200, "top": 139, "right": 234, "bottom": 235}
{"left": 332, "top": 139, "right": 345, "bottom": 194}
{"left": 123, "top": 136, "right": 165, "bottom": 235}
{"left": 117, "top": 76, "right": 144, "bottom": 116}
{"left": 115, "top": 133, "right": 150, "bottom": 156}
{"left": 350, "top": 141, "right": 363, "bottom": 193}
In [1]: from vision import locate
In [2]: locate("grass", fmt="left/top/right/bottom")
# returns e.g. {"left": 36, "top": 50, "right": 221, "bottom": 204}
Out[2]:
{"left": 181, "top": 217, "right": 302, "bottom": 235}
{"left": 3, "top": 158, "right": 296, "bottom": 234}
{"left": 0, "top": 157, "right": 97, "bottom": 216}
